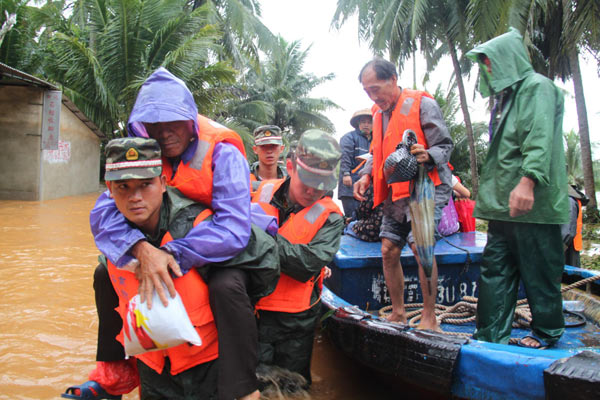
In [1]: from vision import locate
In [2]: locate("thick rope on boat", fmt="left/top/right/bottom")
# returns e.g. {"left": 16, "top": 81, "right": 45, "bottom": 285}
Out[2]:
{"left": 378, "top": 274, "right": 600, "bottom": 337}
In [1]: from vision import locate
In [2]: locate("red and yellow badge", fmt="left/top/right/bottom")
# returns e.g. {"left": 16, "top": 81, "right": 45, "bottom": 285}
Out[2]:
{"left": 264, "top": 130, "right": 272, "bottom": 137}
{"left": 126, "top": 148, "right": 139, "bottom": 161}
{"left": 319, "top": 161, "right": 329, "bottom": 169}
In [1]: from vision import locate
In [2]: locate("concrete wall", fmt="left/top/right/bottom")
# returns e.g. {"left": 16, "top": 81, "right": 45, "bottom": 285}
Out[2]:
{"left": 40, "top": 102, "right": 101, "bottom": 200}
{"left": 0, "top": 86, "right": 42, "bottom": 200}
{"left": 0, "top": 85, "right": 102, "bottom": 201}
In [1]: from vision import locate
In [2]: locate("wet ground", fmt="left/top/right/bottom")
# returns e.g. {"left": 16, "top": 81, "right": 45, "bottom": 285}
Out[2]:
{"left": 0, "top": 191, "right": 404, "bottom": 400}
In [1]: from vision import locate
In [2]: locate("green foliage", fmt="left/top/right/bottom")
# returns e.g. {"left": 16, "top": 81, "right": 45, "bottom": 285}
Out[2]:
{"left": 27, "top": 0, "right": 238, "bottom": 138}
{"left": 564, "top": 129, "right": 583, "bottom": 186}
{"left": 584, "top": 205, "right": 600, "bottom": 224}
{"left": 221, "top": 36, "right": 339, "bottom": 161}
{"left": 430, "top": 84, "right": 488, "bottom": 189}
{"left": 0, "top": 0, "right": 53, "bottom": 73}
{"left": 581, "top": 223, "right": 600, "bottom": 270}
{"left": 475, "top": 218, "right": 488, "bottom": 233}
{"left": 581, "top": 255, "right": 600, "bottom": 271}
{"left": 199, "top": 0, "right": 277, "bottom": 69}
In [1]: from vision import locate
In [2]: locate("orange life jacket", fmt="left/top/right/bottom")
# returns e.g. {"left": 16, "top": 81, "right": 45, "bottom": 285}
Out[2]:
{"left": 106, "top": 209, "right": 218, "bottom": 375}
{"left": 161, "top": 115, "right": 246, "bottom": 206}
{"left": 251, "top": 179, "right": 342, "bottom": 313}
{"left": 573, "top": 199, "right": 583, "bottom": 251}
{"left": 371, "top": 89, "right": 442, "bottom": 207}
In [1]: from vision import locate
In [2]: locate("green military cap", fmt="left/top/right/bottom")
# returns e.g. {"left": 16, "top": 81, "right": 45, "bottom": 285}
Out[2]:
{"left": 104, "top": 137, "right": 162, "bottom": 181}
{"left": 253, "top": 125, "right": 283, "bottom": 146}
{"left": 295, "top": 129, "right": 341, "bottom": 191}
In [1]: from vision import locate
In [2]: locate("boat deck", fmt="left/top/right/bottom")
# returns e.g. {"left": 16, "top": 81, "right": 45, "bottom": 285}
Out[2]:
{"left": 323, "top": 233, "right": 600, "bottom": 400}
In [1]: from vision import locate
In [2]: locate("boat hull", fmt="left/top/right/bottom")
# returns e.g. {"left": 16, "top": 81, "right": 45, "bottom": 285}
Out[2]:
{"left": 322, "top": 233, "right": 600, "bottom": 399}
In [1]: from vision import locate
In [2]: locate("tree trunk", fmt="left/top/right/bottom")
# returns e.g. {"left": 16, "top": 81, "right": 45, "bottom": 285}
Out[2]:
{"left": 412, "top": 49, "right": 416, "bottom": 89}
{"left": 447, "top": 38, "right": 479, "bottom": 197}
{"left": 192, "top": 0, "right": 206, "bottom": 10}
{"left": 569, "top": 48, "right": 597, "bottom": 207}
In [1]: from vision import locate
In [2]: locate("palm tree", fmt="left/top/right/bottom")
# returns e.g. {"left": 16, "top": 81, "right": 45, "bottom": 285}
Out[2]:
{"left": 39, "top": 0, "right": 236, "bottom": 137}
{"left": 222, "top": 36, "right": 339, "bottom": 143}
{"left": 564, "top": 129, "right": 583, "bottom": 187}
{"left": 190, "top": 0, "right": 277, "bottom": 69}
{"left": 0, "top": 0, "right": 52, "bottom": 73}
{"left": 431, "top": 84, "right": 487, "bottom": 189}
{"left": 333, "top": 0, "right": 481, "bottom": 196}
{"left": 468, "top": 0, "right": 600, "bottom": 209}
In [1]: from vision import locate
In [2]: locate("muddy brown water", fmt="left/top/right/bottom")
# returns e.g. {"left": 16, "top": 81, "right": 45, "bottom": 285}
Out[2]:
{"left": 0, "top": 191, "right": 403, "bottom": 400}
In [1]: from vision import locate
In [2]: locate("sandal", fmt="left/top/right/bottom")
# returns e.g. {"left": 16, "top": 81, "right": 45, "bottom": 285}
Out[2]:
{"left": 517, "top": 333, "right": 552, "bottom": 350}
{"left": 61, "top": 380, "right": 122, "bottom": 400}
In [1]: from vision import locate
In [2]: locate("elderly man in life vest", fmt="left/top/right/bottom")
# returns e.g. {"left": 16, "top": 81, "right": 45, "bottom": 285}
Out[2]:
{"left": 81, "top": 68, "right": 279, "bottom": 400}
{"left": 252, "top": 129, "right": 344, "bottom": 387}
{"left": 353, "top": 58, "right": 453, "bottom": 331}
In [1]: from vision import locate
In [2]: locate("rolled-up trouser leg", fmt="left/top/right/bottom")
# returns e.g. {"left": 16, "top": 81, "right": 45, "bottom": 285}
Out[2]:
{"left": 512, "top": 222, "right": 565, "bottom": 345}
{"left": 94, "top": 263, "right": 125, "bottom": 361}
{"left": 474, "top": 221, "right": 520, "bottom": 344}
{"left": 208, "top": 268, "right": 258, "bottom": 400}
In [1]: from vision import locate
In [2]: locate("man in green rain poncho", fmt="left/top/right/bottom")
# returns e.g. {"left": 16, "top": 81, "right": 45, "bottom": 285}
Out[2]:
{"left": 467, "top": 28, "right": 569, "bottom": 348}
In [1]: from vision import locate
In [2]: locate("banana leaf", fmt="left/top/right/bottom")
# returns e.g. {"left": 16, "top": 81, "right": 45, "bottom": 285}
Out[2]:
{"left": 409, "top": 165, "right": 436, "bottom": 289}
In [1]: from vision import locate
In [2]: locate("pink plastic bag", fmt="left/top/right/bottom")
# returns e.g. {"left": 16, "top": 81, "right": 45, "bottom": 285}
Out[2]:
{"left": 437, "top": 196, "right": 460, "bottom": 236}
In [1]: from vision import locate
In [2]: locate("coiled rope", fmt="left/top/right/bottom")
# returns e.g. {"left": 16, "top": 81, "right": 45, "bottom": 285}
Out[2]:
{"left": 378, "top": 274, "right": 600, "bottom": 341}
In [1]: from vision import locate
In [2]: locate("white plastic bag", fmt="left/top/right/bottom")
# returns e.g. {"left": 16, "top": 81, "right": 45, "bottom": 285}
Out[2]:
{"left": 122, "top": 288, "right": 202, "bottom": 356}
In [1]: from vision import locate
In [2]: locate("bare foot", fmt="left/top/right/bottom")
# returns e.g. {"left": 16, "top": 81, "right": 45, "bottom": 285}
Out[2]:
{"left": 416, "top": 321, "right": 441, "bottom": 332}
{"left": 385, "top": 311, "right": 407, "bottom": 324}
{"left": 416, "top": 314, "right": 441, "bottom": 332}
{"left": 238, "top": 389, "right": 260, "bottom": 400}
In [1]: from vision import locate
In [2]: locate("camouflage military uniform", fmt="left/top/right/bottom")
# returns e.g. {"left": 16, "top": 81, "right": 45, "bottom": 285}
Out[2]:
{"left": 96, "top": 138, "right": 279, "bottom": 399}
{"left": 256, "top": 130, "right": 344, "bottom": 387}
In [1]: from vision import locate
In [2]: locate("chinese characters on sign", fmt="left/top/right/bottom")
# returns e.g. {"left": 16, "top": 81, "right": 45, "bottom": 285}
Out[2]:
{"left": 43, "top": 141, "right": 71, "bottom": 163}
{"left": 41, "top": 90, "right": 62, "bottom": 150}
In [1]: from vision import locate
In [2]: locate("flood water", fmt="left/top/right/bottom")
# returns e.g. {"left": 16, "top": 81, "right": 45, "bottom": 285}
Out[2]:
{"left": 0, "top": 191, "right": 402, "bottom": 400}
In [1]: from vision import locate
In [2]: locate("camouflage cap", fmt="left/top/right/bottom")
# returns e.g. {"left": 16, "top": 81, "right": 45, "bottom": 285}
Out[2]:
{"left": 295, "top": 129, "right": 341, "bottom": 191}
{"left": 253, "top": 125, "right": 283, "bottom": 146}
{"left": 104, "top": 138, "right": 162, "bottom": 181}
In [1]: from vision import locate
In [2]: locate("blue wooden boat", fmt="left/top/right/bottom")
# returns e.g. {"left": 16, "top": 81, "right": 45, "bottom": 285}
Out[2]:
{"left": 323, "top": 232, "right": 600, "bottom": 400}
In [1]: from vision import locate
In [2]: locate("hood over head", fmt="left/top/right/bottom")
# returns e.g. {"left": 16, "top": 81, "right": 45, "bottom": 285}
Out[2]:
{"left": 466, "top": 27, "right": 534, "bottom": 98}
{"left": 127, "top": 67, "right": 198, "bottom": 137}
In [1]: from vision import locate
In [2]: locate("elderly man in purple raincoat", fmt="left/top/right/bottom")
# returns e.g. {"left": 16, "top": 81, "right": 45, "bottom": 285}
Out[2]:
{"left": 70, "top": 68, "right": 276, "bottom": 400}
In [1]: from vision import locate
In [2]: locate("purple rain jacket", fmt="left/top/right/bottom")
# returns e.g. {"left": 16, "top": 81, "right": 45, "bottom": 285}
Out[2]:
{"left": 90, "top": 67, "right": 276, "bottom": 273}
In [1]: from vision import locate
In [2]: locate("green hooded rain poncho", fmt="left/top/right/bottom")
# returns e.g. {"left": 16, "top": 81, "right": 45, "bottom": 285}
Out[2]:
{"left": 467, "top": 27, "right": 569, "bottom": 224}
{"left": 465, "top": 28, "right": 569, "bottom": 346}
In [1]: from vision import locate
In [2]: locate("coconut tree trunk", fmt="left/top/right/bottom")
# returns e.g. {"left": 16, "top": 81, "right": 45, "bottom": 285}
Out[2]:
{"left": 447, "top": 37, "right": 479, "bottom": 197}
{"left": 569, "top": 48, "right": 597, "bottom": 208}
{"left": 412, "top": 49, "right": 417, "bottom": 89}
